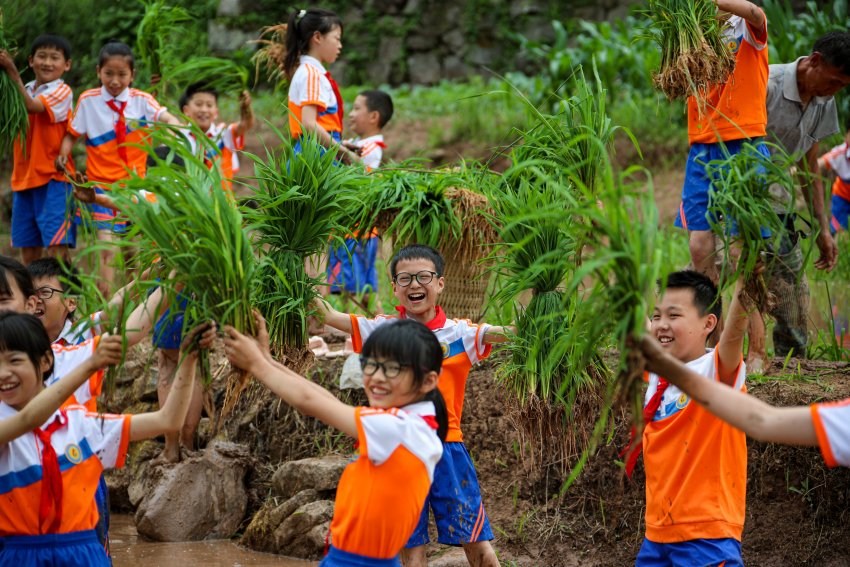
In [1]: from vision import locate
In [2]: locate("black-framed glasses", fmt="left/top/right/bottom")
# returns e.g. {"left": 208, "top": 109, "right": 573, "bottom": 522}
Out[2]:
{"left": 36, "top": 286, "right": 65, "bottom": 300}
{"left": 360, "top": 357, "right": 408, "bottom": 378}
{"left": 393, "top": 270, "right": 438, "bottom": 287}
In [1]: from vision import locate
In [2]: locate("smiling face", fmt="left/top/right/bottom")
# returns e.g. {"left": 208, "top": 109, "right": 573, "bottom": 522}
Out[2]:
{"left": 0, "top": 273, "right": 37, "bottom": 315}
{"left": 28, "top": 46, "right": 70, "bottom": 86}
{"left": 97, "top": 55, "right": 135, "bottom": 98}
{"left": 33, "top": 276, "right": 75, "bottom": 343}
{"left": 311, "top": 25, "right": 343, "bottom": 65}
{"left": 391, "top": 258, "right": 445, "bottom": 323}
{"left": 361, "top": 355, "right": 437, "bottom": 410}
{"left": 182, "top": 91, "right": 219, "bottom": 132}
{"left": 650, "top": 288, "right": 717, "bottom": 363}
{"left": 348, "top": 95, "right": 378, "bottom": 137}
{"left": 0, "top": 349, "right": 50, "bottom": 411}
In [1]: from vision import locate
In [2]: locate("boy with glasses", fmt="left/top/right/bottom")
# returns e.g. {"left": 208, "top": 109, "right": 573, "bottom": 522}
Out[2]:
{"left": 316, "top": 243, "right": 512, "bottom": 567}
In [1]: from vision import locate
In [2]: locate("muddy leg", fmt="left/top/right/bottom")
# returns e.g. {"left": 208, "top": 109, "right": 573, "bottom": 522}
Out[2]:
{"left": 462, "top": 540, "right": 499, "bottom": 567}
{"left": 156, "top": 348, "right": 181, "bottom": 463}
{"left": 401, "top": 545, "right": 427, "bottom": 567}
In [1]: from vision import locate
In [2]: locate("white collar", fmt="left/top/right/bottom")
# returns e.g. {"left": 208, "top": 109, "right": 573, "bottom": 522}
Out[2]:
{"left": 357, "top": 134, "right": 384, "bottom": 145}
{"left": 101, "top": 86, "right": 130, "bottom": 103}
{"left": 25, "top": 78, "right": 63, "bottom": 96}
{"left": 401, "top": 400, "right": 436, "bottom": 417}
{"left": 300, "top": 55, "right": 326, "bottom": 73}
{"left": 784, "top": 56, "right": 832, "bottom": 105}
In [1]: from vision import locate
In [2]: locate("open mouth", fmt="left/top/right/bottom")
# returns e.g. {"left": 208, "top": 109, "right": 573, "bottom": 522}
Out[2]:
{"left": 0, "top": 382, "right": 20, "bottom": 393}
{"left": 658, "top": 336, "right": 673, "bottom": 345}
{"left": 33, "top": 308, "right": 45, "bottom": 319}
{"left": 407, "top": 292, "right": 426, "bottom": 303}
{"left": 368, "top": 386, "right": 389, "bottom": 398}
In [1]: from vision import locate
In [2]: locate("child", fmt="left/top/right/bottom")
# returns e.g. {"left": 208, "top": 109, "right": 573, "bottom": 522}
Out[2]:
{"left": 178, "top": 82, "right": 255, "bottom": 192}
{"left": 0, "top": 312, "right": 213, "bottom": 566}
{"left": 0, "top": 256, "right": 38, "bottom": 314}
{"left": 0, "top": 34, "right": 76, "bottom": 265}
{"left": 818, "top": 121, "right": 850, "bottom": 234}
{"left": 284, "top": 8, "right": 357, "bottom": 164}
{"left": 224, "top": 315, "right": 444, "bottom": 566}
{"left": 624, "top": 270, "right": 750, "bottom": 566}
{"left": 636, "top": 326, "right": 850, "bottom": 468}
{"left": 316, "top": 244, "right": 511, "bottom": 567}
{"left": 328, "top": 90, "right": 395, "bottom": 308}
{"left": 55, "top": 41, "right": 180, "bottom": 294}
{"left": 675, "top": 0, "right": 768, "bottom": 282}
{"left": 28, "top": 257, "right": 98, "bottom": 346}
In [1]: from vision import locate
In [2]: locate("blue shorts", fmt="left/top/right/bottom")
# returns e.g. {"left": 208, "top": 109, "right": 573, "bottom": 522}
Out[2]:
{"left": 76, "top": 187, "right": 126, "bottom": 233}
{"left": 676, "top": 139, "right": 770, "bottom": 234}
{"left": 11, "top": 180, "right": 77, "bottom": 248}
{"left": 0, "top": 529, "right": 110, "bottom": 566}
{"left": 152, "top": 295, "right": 190, "bottom": 350}
{"left": 319, "top": 546, "right": 401, "bottom": 566}
{"left": 636, "top": 537, "right": 743, "bottom": 567}
{"left": 94, "top": 473, "right": 110, "bottom": 557}
{"left": 328, "top": 237, "right": 379, "bottom": 294}
{"left": 830, "top": 193, "right": 850, "bottom": 234}
{"left": 293, "top": 131, "right": 342, "bottom": 157}
{"left": 406, "top": 441, "right": 493, "bottom": 547}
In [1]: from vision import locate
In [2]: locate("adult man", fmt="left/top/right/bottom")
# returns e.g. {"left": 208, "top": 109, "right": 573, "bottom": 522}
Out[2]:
{"left": 750, "top": 31, "right": 850, "bottom": 367}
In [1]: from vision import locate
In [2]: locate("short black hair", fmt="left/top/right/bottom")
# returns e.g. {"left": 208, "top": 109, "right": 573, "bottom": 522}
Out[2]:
{"left": 146, "top": 145, "right": 187, "bottom": 168}
{"left": 361, "top": 319, "right": 448, "bottom": 440}
{"left": 179, "top": 82, "right": 219, "bottom": 112}
{"left": 390, "top": 244, "right": 444, "bottom": 278}
{"left": 98, "top": 41, "right": 134, "bottom": 70}
{"left": 0, "top": 311, "right": 53, "bottom": 380}
{"left": 28, "top": 257, "right": 81, "bottom": 293}
{"left": 358, "top": 90, "right": 394, "bottom": 128}
{"left": 663, "top": 270, "right": 722, "bottom": 320}
{"left": 813, "top": 31, "right": 850, "bottom": 77}
{"left": 30, "top": 34, "right": 72, "bottom": 60}
{"left": 0, "top": 256, "right": 35, "bottom": 301}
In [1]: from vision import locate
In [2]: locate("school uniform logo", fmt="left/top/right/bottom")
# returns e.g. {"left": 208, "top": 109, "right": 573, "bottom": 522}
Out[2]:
{"left": 675, "top": 393, "right": 690, "bottom": 410}
{"left": 65, "top": 444, "right": 83, "bottom": 464}
{"left": 728, "top": 36, "right": 742, "bottom": 54}
{"left": 440, "top": 342, "right": 450, "bottom": 358}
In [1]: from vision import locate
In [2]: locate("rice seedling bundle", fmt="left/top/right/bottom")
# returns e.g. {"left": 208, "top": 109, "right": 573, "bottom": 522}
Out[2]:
{"left": 251, "top": 23, "right": 288, "bottom": 86}
{"left": 0, "top": 12, "right": 28, "bottom": 157}
{"left": 135, "top": 0, "right": 191, "bottom": 88}
{"left": 245, "top": 130, "right": 365, "bottom": 354}
{"left": 164, "top": 56, "right": 250, "bottom": 97}
{"left": 704, "top": 142, "right": 799, "bottom": 311}
{"left": 643, "top": 0, "right": 736, "bottom": 101}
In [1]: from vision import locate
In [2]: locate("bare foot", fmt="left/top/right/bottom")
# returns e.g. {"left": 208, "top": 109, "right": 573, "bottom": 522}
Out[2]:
{"left": 747, "top": 355, "right": 768, "bottom": 375}
{"left": 150, "top": 445, "right": 181, "bottom": 466}
{"left": 309, "top": 336, "right": 330, "bottom": 357}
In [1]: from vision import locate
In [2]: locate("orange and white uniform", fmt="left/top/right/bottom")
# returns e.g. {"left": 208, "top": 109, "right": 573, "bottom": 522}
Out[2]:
{"left": 55, "top": 312, "right": 104, "bottom": 347}
{"left": 688, "top": 13, "right": 768, "bottom": 144}
{"left": 811, "top": 397, "right": 850, "bottom": 468}
{"left": 326, "top": 401, "right": 442, "bottom": 562}
{"left": 288, "top": 55, "right": 343, "bottom": 142}
{"left": 68, "top": 86, "right": 168, "bottom": 185}
{"left": 181, "top": 122, "right": 245, "bottom": 191}
{"left": 350, "top": 307, "right": 491, "bottom": 443}
{"left": 642, "top": 349, "right": 748, "bottom": 543}
{"left": 821, "top": 142, "right": 850, "bottom": 202}
{"left": 12, "top": 79, "right": 75, "bottom": 190}
{"left": 47, "top": 337, "right": 105, "bottom": 413}
{"left": 342, "top": 134, "right": 385, "bottom": 172}
{"left": 0, "top": 403, "right": 131, "bottom": 536}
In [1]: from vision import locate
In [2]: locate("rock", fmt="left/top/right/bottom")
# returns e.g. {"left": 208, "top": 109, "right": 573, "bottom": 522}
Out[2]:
{"left": 132, "top": 367, "right": 158, "bottom": 403}
{"left": 407, "top": 53, "right": 442, "bottom": 85}
{"left": 443, "top": 29, "right": 466, "bottom": 53}
{"left": 408, "top": 33, "right": 438, "bottom": 51}
{"left": 272, "top": 456, "right": 348, "bottom": 499}
{"left": 367, "top": 36, "right": 403, "bottom": 85}
{"left": 273, "top": 500, "right": 334, "bottom": 558}
{"left": 216, "top": 0, "right": 244, "bottom": 17}
{"left": 443, "top": 55, "right": 469, "bottom": 80}
{"left": 241, "top": 489, "right": 328, "bottom": 553}
{"left": 134, "top": 441, "right": 250, "bottom": 541}
{"left": 208, "top": 21, "right": 255, "bottom": 54}
{"left": 107, "top": 439, "right": 161, "bottom": 512}
{"left": 429, "top": 547, "right": 470, "bottom": 567}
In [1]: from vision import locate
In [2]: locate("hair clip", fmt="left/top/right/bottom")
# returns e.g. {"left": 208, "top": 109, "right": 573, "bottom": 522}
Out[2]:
{"left": 297, "top": 9, "right": 306, "bottom": 20}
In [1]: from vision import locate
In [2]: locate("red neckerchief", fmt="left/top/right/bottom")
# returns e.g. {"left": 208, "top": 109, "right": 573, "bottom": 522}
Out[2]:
{"left": 620, "top": 377, "right": 669, "bottom": 479}
{"left": 324, "top": 71, "right": 344, "bottom": 127}
{"left": 395, "top": 305, "right": 446, "bottom": 330}
{"left": 35, "top": 410, "right": 67, "bottom": 533}
{"left": 373, "top": 141, "right": 387, "bottom": 149}
{"left": 105, "top": 99, "right": 129, "bottom": 164}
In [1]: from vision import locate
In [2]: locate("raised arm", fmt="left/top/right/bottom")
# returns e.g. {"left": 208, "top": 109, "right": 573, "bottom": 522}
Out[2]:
{"left": 224, "top": 323, "right": 357, "bottom": 438}
{"left": 234, "top": 90, "right": 254, "bottom": 138}
{"left": 0, "top": 51, "right": 46, "bottom": 114}
{"left": 716, "top": 276, "right": 749, "bottom": 385}
{"left": 483, "top": 325, "right": 516, "bottom": 344}
{"left": 0, "top": 335, "right": 122, "bottom": 445}
{"left": 129, "top": 323, "right": 214, "bottom": 440}
{"left": 715, "top": 0, "right": 766, "bottom": 29}
{"left": 639, "top": 334, "right": 817, "bottom": 445}
{"left": 314, "top": 297, "right": 354, "bottom": 334}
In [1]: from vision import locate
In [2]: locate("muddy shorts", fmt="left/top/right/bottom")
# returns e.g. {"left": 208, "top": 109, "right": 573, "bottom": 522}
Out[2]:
{"left": 636, "top": 537, "right": 743, "bottom": 567}
{"left": 405, "top": 441, "right": 493, "bottom": 547}
{"left": 327, "top": 237, "right": 379, "bottom": 295}
{"left": 0, "top": 529, "right": 110, "bottom": 566}
{"left": 12, "top": 180, "right": 77, "bottom": 248}
{"left": 831, "top": 193, "right": 850, "bottom": 233}
{"left": 319, "top": 546, "right": 400, "bottom": 566}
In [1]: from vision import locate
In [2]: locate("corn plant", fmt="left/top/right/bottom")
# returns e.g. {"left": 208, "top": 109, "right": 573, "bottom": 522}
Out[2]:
{"left": 641, "top": 0, "right": 736, "bottom": 102}
{"left": 0, "top": 11, "right": 28, "bottom": 157}
{"left": 135, "top": 0, "right": 191, "bottom": 93}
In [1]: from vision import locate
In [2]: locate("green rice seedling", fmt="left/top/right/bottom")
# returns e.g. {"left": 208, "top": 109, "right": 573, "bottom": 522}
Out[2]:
{"left": 164, "top": 56, "right": 250, "bottom": 97}
{"left": 0, "top": 11, "right": 28, "bottom": 157}
{"left": 135, "top": 0, "right": 191, "bottom": 92}
{"left": 641, "top": 0, "right": 736, "bottom": 102}
{"left": 704, "top": 142, "right": 799, "bottom": 311}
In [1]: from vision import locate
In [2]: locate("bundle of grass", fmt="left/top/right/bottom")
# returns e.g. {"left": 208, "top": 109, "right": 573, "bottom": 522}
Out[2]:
{"left": 135, "top": 0, "right": 191, "bottom": 93}
{"left": 643, "top": 0, "right": 736, "bottom": 101}
{"left": 0, "top": 12, "right": 27, "bottom": 157}
{"left": 244, "top": 129, "right": 365, "bottom": 365}
{"left": 251, "top": 23, "right": 288, "bottom": 86}
{"left": 164, "top": 56, "right": 250, "bottom": 98}
{"left": 111, "top": 129, "right": 258, "bottom": 415}
{"left": 705, "top": 142, "right": 799, "bottom": 312}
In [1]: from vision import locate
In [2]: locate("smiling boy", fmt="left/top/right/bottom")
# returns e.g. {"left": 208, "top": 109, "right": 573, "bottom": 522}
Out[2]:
{"left": 0, "top": 35, "right": 76, "bottom": 265}
{"left": 629, "top": 270, "right": 751, "bottom": 566}
{"left": 316, "top": 244, "right": 511, "bottom": 567}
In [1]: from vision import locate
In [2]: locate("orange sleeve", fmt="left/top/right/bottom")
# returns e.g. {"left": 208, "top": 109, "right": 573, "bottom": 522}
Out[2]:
{"left": 350, "top": 314, "right": 363, "bottom": 352}
{"left": 115, "top": 415, "right": 132, "bottom": 468}
{"left": 810, "top": 404, "right": 838, "bottom": 468}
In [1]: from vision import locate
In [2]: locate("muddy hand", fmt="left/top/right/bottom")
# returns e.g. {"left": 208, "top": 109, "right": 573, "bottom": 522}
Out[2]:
{"left": 181, "top": 322, "right": 217, "bottom": 354}
{"left": 223, "top": 325, "right": 264, "bottom": 372}
{"left": 634, "top": 334, "right": 669, "bottom": 375}
{"left": 55, "top": 155, "right": 69, "bottom": 173}
{"left": 251, "top": 309, "right": 273, "bottom": 361}
{"left": 92, "top": 333, "right": 124, "bottom": 368}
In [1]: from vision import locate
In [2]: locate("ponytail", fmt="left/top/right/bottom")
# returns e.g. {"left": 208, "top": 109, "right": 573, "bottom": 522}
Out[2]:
{"left": 423, "top": 388, "right": 449, "bottom": 442}
{"left": 283, "top": 8, "right": 343, "bottom": 80}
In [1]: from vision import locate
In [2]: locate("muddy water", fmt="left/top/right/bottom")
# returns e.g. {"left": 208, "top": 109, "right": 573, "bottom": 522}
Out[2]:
{"left": 110, "top": 514, "right": 318, "bottom": 566}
